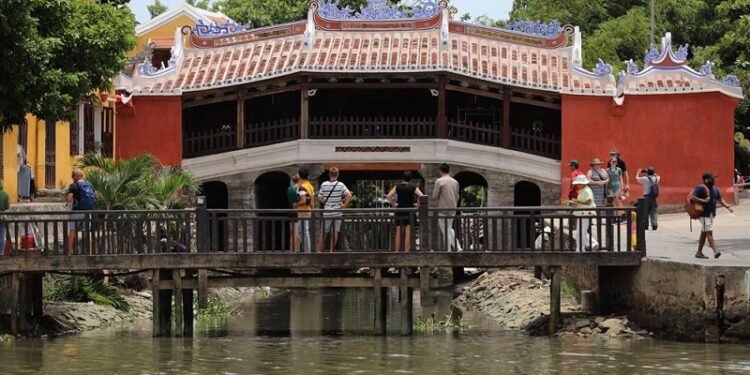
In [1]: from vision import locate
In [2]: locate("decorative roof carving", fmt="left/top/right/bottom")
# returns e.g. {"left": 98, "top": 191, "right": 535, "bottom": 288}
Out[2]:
{"left": 194, "top": 19, "right": 247, "bottom": 36}
{"left": 505, "top": 19, "right": 562, "bottom": 38}
{"left": 317, "top": 0, "right": 441, "bottom": 20}
{"left": 593, "top": 59, "right": 612, "bottom": 77}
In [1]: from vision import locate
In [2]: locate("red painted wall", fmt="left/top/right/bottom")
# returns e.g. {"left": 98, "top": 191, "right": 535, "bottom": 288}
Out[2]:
{"left": 561, "top": 93, "right": 740, "bottom": 204}
{"left": 116, "top": 96, "right": 182, "bottom": 166}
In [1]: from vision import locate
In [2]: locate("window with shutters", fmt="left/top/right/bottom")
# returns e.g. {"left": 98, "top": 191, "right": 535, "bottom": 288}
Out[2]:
{"left": 101, "top": 107, "right": 114, "bottom": 157}
{"left": 45, "top": 121, "right": 56, "bottom": 189}
{"left": 83, "top": 104, "right": 96, "bottom": 154}
{"left": 70, "top": 108, "right": 80, "bottom": 156}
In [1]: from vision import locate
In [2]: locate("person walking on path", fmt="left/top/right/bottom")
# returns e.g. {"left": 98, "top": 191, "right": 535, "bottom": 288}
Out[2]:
{"left": 432, "top": 163, "right": 460, "bottom": 251}
{"left": 568, "top": 160, "right": 584, "bottom": 200}
{"left": 287, "top": 174, "right": 301, "bottom": 252}
{"left": 569, "top": 174, "right": 599, "bottom": 252}
{"left": 387, "top": 171, "right": 424, "bottom": 252}
{"left": 609, "top": 147, "right": 630, "bottom": 198}
{"left": 66, "top": 169, "right": 96, "bottom": 256}
{"left": 0, "top": 180, "right": 9, "bottom": 254}
{"left": 691, "top": 172, "right": 733, "bottom": 259}
{"left": 317, "top": 167, "right": 352, "bottom": 253}
{"left": 586, "top": 158, "right": 609, "bottom": 208}
{"left": 636, "top": 167, "right": 660, "bottom": 230}
{"left": 293, "top": 167, "right": 315, "bottom": 253}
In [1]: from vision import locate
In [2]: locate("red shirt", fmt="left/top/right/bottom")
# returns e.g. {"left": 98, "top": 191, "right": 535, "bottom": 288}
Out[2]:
{"left": 569, "top": 169, "right": 583, "bottom": 199}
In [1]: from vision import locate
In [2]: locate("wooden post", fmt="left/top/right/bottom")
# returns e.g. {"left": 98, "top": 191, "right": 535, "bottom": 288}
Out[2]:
{"left": 418, "top": 195, "right": 430, "bottom": 251}
{"left": 502, "top": 91, "right": 511, "bottom": 148}
{"left": 373, "top": 268, "right": 387, "bottom": 335}
{"left": 9, "top": 272, "right": 20, "bottom": 335}
{"left": 198, "top": 268, "right": 208, "bottom": 308}
{"left": 183, "top": 287, "right": 194, "bottom": 336}
{"left": 548, "top": 266, "right": 561, "bottom": 336}
{"left": 153, "top": 269, "right": 172, "bottom": 337}
{"left": 437, "top": 76, "right": 446, "bottom": 138}
{"left": 151, "top": 269, "right": 161, "bottom": 336}
{"left": 400, "top": 268, "right": 413, "bottom": 335}
{"left": 419, "top": 266, "right": 432, "bottom": 307}
{"left": 173, "top": 270, "right": 184, "bottom": 337}
{"left": 636, "top": 198, "right": 648, "bottom": 256}
{"left": 300, "top": 87, "right": 310, "bottom": 139}
{"left": 236, "top": 92, "right": 246, "bottom": 149}
{"left": 196, "top": 196, "right": 209, "bottom": 253}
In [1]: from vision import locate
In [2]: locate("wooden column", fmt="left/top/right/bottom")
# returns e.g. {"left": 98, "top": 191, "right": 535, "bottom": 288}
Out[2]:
{"left": 419, "top": 266, "right": 432, "bottom": 307}
{"left": 373, "top": 268, "right": 387, "bottom": 335}
{"left": 300, "top": 88, "right": 310, "bottom": 139}
{"left": 236, "top": 92, "right": 246, "bottom": 149}
{"left": 548, "top": 266, "right": 561, "bottom": 336}
{"left": 9, "top": 272, "right": 20, "bottom": 335}
{"left": 400, "top": 268, "right": 413, "bottom": 336}
{"left": 173, "top": 270, "right": 184, "bottom": 337}
{"left": 437, "top": 77, "right": 447, "bottom": 138}
{"left": 152, "top": 269, "right": 172, "bottom": 337}
{"left": 183, "top": 286, "right": 194, "bottom": 336}
{"left": 197, "top": 268, "right": 208, "bottom": 308}
{"left": 502, "top": 91, "right": 511, "bottom": 148}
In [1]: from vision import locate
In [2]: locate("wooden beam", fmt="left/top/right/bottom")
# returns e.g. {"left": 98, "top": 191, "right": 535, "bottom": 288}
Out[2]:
{"left": 445, "top": 84, "right": 504, "bottom": 101}
{"left": 182, "top": 94, "right": 238, "bottom": 109}
{"left": 548, "top": 266, "right": 561, "bottom": 336}
{"left": 158, "top": 275, "right": 434, "bottom": 290}
{"left": 502, "top": 91, "right": 511, "bottom": 148}
{"left": 300, "top": 87, "right": 309, "bottom": 139}
{"left": 308, "top": 82, "right": 439, "bottom": 90}
{"left": 323, "top": 163, "right": 421, "bottom": 172}
{"left": 236, "top": 92, "right": 245, "bottom": 149}
{"left": 244, "top": 84, "right": 302, "bottom": 100}
{"left": 0, "top": 252, "right": 643, "bottom": 272}
{"left": 438, "top": 77, "right": 447, "bottom": 138}
{"left": 509, "top": 96, "right": 561, "bottom": 110}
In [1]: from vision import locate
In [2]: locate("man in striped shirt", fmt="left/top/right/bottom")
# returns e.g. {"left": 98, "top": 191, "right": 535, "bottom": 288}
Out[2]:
{"left": 316, "top": 167, "right": 352, "bottom": 253}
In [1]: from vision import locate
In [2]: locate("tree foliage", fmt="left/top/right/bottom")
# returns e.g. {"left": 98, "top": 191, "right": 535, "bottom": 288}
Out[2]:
{"left": 0, "top": 0, "right": 135, "bottom": 131}
{"left": 186, "top": 0, "right": 211, "bottom": 10}
{"left": 147, "top": 0, "right": 168, "bottom": 18}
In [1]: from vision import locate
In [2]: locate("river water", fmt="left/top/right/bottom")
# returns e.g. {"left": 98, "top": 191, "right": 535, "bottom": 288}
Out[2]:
{"left": 2, "top": 288, "right": 750, "bottom": 374}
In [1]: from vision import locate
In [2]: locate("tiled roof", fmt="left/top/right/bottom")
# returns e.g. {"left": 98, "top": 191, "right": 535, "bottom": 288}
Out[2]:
{"left": 149, "top": 37, "right": 174, "bottom": 49}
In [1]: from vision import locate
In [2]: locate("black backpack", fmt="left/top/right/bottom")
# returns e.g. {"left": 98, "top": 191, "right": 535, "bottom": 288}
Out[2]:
{"left": 647, "top": 176, "right": 659, "bottom": 198}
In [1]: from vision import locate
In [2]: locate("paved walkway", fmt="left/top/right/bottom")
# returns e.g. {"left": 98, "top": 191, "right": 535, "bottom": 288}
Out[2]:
{"left": 647, "top": 200, "right": 750, "bottom": 266}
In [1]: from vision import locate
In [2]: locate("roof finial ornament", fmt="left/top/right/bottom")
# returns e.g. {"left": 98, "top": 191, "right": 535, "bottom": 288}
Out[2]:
{"left": 625, "top": 59, "right": 639, "bottom": 75}
{"left": 304, "top": 0, "right": 318, "bottom": 48}
{"left": 699, "top": 61, "right": 714, "bottom": 77}
{"left": 593, "top": 59, "right": 612, "bottom": 77}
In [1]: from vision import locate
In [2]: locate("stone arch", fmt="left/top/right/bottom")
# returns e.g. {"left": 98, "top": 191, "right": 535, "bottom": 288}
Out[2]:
{"left": 454, "top": 171, "right": 488, "bottom": 207}
{"left": 254, "top": 171, "right": 292, "bottom": 251}
{"left": 513, "top": 181, "right": 542, "bottom": 249}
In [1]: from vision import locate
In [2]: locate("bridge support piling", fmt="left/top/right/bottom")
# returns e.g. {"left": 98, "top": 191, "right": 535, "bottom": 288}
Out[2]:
{"left": 152, "top": 269, "right": 173, "bottom": 337}
{"left": 548, "top": 266, "right": 561, "bottom": 336}
{"left": 9, "top": 272, "right": 20, "bottom": 335}
{"left": 419, "top": 266, "right": 433, "bottom": 307}
{"left": 198, "top": 269, "right": 208, "bottom": 308}
{"left": 183, "top": 287, "right": 194, "bottom": 336}
{"left": 373, "top": 268, "right": 387, "bottom": 335}
{"left": 173, "top": 270, "right": 184, "bottom": 337}
{"left": 400, "top": 268, "right": 413, "bottom": 336}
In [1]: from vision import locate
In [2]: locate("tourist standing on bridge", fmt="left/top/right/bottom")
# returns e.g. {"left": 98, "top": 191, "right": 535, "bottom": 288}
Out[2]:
{"left": 317, "top": 167, "right": 352, "bottom": 253}
{"left": 568, "top": 160, "right": 583, "bottom": 200}
{"left": 691, "top": 172, "right": 733, "bottom": 259}
{"left": 433, "top": 163, "right": 460, "bottom": 251}
{"left": 586, "top": 158, "right": 609, "bottom": 207}
{"left": 610, "top": 148, "right": 630, "bottom": 198}
{"left": 569, "top": 174, "right": 599, "bottom": 251}
{"left": 287, "top": 174, "right": 301, "bottom": 252}
{"left": 636, "top": 167, "right": 660, "bottom": 230}
{"left": 387, "top": 171, "right": 424, "bottom": 252}
{"left": 293, "top": 167, "right": 314, "bottom": 253}
{"left": 66, "top": 169, "right": 96, "bottom": 256}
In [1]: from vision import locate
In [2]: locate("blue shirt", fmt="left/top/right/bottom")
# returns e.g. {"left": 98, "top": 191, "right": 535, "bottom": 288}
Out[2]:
{"left": 692, "top": 185, "right": 720, "bottom": 217}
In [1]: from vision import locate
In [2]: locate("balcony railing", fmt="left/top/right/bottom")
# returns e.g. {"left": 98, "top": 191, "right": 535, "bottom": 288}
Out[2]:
{"left": 184, "top": 127, "right": 236, "bottom": 158}
{"left": 310, "top": 116, "right": 436, "bottom": 138}
{"left": 447, "top": 119, "right": 502, "bottom": 147}
{"left": 246, "top": 118, "right": 300, "bottom": 148}
{"left": 510, "top": 127, "right": 561, "bottom": 159}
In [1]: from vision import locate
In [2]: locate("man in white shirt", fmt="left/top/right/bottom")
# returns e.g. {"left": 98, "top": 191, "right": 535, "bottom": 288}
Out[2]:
{"left": 432, "top": 163, "right": 461, "bottom": 251}
{"left": 316, "top": 167, "right": 352, "bottom": 253}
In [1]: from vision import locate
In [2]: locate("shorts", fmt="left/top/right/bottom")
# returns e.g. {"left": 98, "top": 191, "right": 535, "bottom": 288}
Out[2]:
{"left": 394, "top": 212, "right": 413, "bottom": 226}
{"left": 699, "top": 215, "right": 714, "bottom": 232}
{"left": 68, "top": 212, "right": 90, "bottom": 230}
{"left": 321, "top": 216, "right": 343, "bottom": 233}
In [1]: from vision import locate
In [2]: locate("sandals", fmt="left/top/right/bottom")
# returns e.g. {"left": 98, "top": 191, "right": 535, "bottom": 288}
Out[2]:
{"left": 695, "top": 252, "right": 708, "bottom": 259}
{"left": 715, "top": 251, "right": 722, "bottom": 259}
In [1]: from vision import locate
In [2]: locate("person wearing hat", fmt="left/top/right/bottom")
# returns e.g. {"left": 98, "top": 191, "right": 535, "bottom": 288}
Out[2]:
{"left": 636, "top": 167, "right": 661, "bottom": 230}
{"left": 570, "top": 174, "right": 599, "bottom": 251}
{"left": 586, "top": 158, "right": 609, "bottom": 208}
{"left": 568, "top": 159, "right": 584, "bottom": 200}
{"left": 610, "top": 147, "right": 630, "bottom": 196}
{"left": 690, "top": 172, "right": 733, "bottom": 259}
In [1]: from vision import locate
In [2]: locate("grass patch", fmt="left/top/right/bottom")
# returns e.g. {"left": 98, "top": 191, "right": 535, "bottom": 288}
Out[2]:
{"left": 46, "top": 275, "right": 130, "bottom": 311}
{"left": 414, "top": 313, "right": 463, "bottom": 333}
{"left": 560, "top": 279, "right": 580, "bottom": 300}
{"left": 193, "top": 293, "right": 235, "bottom": 322}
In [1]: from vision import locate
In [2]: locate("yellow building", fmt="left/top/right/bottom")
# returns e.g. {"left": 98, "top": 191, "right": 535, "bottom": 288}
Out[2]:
{"left": 2, "top": 3, "right": 229, "bottom": 203}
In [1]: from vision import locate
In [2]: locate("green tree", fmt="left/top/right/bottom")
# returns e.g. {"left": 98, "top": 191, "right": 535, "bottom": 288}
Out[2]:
{"left": 0, "top": 0, "right": 135, "bottom": 131}
{"left": 186, "top": 0, "right": 211, "bottom": 10}
{"left": 147, "top": 0, "right": 168, "bottom": 18}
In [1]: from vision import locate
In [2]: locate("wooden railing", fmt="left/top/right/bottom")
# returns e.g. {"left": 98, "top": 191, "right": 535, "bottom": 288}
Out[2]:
{"left": 183, "top": 127, "right": 236, "bottom": 158}
{"left": 245, "top": 118, "right": 299, "bottom": 148}
{"left": 510, "top": 127, "right": 561, "bottom": 159}
{"left": 447, "top": 119, "right": 502, "bottom": 147}
{"left": 310, "top": 116, "right": 436, "bottom": 138}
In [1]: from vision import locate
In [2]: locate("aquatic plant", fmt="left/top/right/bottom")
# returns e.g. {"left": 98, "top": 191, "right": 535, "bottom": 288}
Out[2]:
{"left": 414, "top": 313, "right": 463, "bottom": 333}
{"left": 47, "top": 275, "right": 130, "bottom": 311}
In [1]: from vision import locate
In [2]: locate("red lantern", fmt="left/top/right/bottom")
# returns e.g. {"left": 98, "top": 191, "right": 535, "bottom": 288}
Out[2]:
{"left": 99, "top": 92, "right": 109, "bottom": 102}
{"left": 115, "top": 94, "right": 122, "bottom": 103}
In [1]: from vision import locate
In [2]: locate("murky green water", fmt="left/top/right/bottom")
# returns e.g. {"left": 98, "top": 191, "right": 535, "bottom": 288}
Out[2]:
{"left": 1, "top": 288, "right": 749, "bottom": 374}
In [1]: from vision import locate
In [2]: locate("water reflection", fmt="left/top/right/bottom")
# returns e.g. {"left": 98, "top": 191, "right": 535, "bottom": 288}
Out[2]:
{"left": 1, "top": 288, "right": 749, "bottom": 374}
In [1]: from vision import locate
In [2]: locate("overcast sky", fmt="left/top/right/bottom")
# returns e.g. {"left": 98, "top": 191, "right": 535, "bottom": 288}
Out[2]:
{"left": 128, "top": 0, "right": 514, "bottom": 24}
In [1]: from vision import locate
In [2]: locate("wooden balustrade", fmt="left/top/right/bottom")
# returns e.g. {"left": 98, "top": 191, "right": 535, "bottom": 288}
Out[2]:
{"left": 310, "top": 116, "right": 436, "bottom": 138}
{"left": 183, "top": 127, "right": 236, "bottom": 158}
{"left": 245, "top": 118, "right": 300, "bottom": 148}
{"left": 446, "top": 119, "right": 502, "bottom": 147}
{"left": 510, "top": 127, "right": 561, "bottom": 159}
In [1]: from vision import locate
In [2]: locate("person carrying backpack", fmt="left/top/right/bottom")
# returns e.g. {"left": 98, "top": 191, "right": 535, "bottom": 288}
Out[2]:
{"left": 66, "top": 168, "right": 97, "bottom": 255}
{"left": 636, "top": 167, "right": 660, "bottom": 230}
